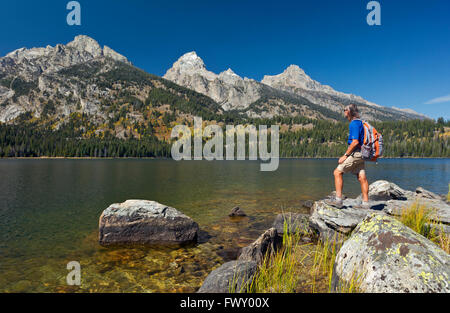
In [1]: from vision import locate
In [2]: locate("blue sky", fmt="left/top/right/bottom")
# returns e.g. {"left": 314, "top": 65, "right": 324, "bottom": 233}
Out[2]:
{"left": 1, "top": 0, "right": 449, "bottom": 119}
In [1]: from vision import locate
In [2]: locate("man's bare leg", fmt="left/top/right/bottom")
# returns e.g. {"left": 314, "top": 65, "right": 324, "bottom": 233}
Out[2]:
{"left": 334, "top": 168, "right": 344, "bottom": 199}
{"left": 357, "top": 171, "right": 369, "bottom": 202}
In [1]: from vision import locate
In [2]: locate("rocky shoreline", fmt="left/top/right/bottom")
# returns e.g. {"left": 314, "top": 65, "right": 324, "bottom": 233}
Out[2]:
{"left": 98, "top": 180, "right": 450, "bottom": 293}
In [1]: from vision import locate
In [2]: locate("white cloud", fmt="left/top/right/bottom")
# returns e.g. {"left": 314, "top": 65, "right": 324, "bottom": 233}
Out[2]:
{"left": 424, "top": 94, "right": 450, "bottom": 105}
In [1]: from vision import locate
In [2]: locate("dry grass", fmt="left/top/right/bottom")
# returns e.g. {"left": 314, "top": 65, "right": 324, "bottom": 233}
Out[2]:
{"left": 245, "top": 219, "right": 309, "bottom": 293}
{"left": 309, "top": 234, "right": 362, "bottom": 293}
{"left": 398, "top": 200, "right": 449, "bottom": 254}
{"left": 447, "top": 184, "right": 450, "bottom": 202}
{"left": 243, "top": 217, "right": 361, "bottom": 293}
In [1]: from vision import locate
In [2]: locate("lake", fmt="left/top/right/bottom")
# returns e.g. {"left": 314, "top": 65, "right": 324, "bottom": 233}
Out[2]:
{"left": 0, "top": 158, "right": 449, "bottom": 292}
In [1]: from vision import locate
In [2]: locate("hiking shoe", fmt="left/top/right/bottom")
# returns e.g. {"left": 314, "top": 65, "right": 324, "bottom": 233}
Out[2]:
{"left": 325, "top": 197, "right": 344, "bottom": 209}
{"left": 360, "top": 201, "right": 371, "bottom": 210}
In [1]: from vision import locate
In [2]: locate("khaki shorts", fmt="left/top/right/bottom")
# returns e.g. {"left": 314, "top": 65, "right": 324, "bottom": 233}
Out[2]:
{"left": 336, "top": 151, "right": 365, "bottom": 176}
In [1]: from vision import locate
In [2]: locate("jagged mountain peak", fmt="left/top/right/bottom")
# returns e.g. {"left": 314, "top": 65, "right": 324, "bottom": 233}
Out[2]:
{"left": 262, "top": 64, "right": 325, "bottom": 91}
{"left": 163, "top": 52, "right": 427, "bottom": 120}
{"left": 179, "top": 51, "right": 200, "bottom": 59}
{"left": 0, "top": 35, "right": 133, "bottom": 122}
{"left": 164, "top": 51, "right": 218, "bottom": 82}
{"left": 174, "top": 51, "right": 206, "bottom": 70}
{"left": 218, "top": 68, "right": 243, "bottom": 85}
{"left": 1, "top": 35, "right": 130, "bottom": 67}
{"left": 220, "top": 68, "right": 238, "bottom": 76}
{"left": 67, "top": 35, "right": 101, "bottom": 52}
{"left": 284, "top": 64, "right": 306, "bottom": 74}
{"left": 66, "top": 35, "right": 130, "bottom": 64}
{"left": 164, "top": 52, "right": 261, "bottom": 111}
{"left": 219, "top": 68, "right": 240, "bottom": 78}
{"left": 1, "top": 35, "right": 425, "bottom": 124}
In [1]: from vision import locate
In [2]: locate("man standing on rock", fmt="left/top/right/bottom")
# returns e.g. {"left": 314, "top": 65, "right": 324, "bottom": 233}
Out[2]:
{"left": 327, "top": 104, "right": 370, "bottom": 209}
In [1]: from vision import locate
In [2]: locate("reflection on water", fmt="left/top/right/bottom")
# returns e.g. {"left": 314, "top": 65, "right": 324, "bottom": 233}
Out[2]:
{"left": 0, "top": 159, "right": 448, "bottom": 292}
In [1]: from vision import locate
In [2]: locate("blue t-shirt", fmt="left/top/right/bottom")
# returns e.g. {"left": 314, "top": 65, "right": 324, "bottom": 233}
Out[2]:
{"left": 348, "top": 120, "right": 364, "bottom": 145}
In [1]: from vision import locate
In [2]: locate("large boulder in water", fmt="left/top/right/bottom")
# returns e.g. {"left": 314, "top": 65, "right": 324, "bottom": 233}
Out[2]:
{"left": 197, "top": 260, "right": 257, "bottom": 293}
{"left": 333, "top": 213, "right": 450, "bottom": 293}
{"left": 98, "top": 200, "right": 199, "bottom": 245}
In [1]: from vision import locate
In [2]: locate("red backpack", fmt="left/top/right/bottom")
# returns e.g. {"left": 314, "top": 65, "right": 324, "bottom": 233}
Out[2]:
{"left": 356, "top": 120, "right": 383, "bottom": 161}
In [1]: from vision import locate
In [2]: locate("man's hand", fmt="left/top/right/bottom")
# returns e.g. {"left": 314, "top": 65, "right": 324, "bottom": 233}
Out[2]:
{"left": 341, "top": 139, "right": 359, "bottom": 164}
{"left": 338, "top": 155, "right": 348, "bottom": 164}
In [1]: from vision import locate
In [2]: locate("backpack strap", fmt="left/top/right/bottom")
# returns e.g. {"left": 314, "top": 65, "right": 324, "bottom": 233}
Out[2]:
{"left": 352, "top": 119, "right": 366, "bottom": 145}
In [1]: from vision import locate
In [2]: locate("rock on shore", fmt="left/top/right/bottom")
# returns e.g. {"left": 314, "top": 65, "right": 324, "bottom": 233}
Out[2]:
{"left": 238, "top": 228, "right": 282, "bottom": 265}
{"left": 197, "top": 260, "right": 257, "bottom": 293}
{"left": 197, "top": 180, "right": 449, "bottom": 293}
{"left": 333, "top": 213, "right": 450, "bottom": 293}
{"left": 272, "top": 212, "right": 310, "bottom": 236}
{"left": 98, "top": 200, "right": 199, "bottom": 245}
{"left": 309, "top": 200, "right": 371, "bottom": 242}
{"left": 199, "top": 227, "right": 281, "bottom": 292}
{"left": 309, "top": 180, "right": 450, "bottom": 242}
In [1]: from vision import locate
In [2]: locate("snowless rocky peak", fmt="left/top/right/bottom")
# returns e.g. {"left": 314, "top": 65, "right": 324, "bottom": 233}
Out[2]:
{"left": 67, "top": 35, "right": 103, "bottom": 57}
{"left": 262, "top": 64, "right": 333, "bottom": 92}
{"left": 164, "top": 52, "right": 261, "bottom": 111}
{"left": 164, "top": 51, "right": 217, "bottom": 81}
{"left": 163, "top": 52, "right": 424, "bottom": 118}
{"left": 176, "top": 51, "right": 207, "bottom": 71}
{"left": 221, "top": 68, "right": 238, "bottom": 75}
{"left": 262, "top": 64, "right": 384, "bottom": 105}
{"left": 218, "top": 68, "right": 242, "bottom": 84}
{"left": 285, "top": 64, "right": 306, "bottom": 75}
{"left": 66, "top": 35, "right": 130, "bottom": 64}
{"left": 2, "top": 35, "right": 130, "bottom": 66}
{"left": 165, "top": 52, "right": 246, "bottom": 84}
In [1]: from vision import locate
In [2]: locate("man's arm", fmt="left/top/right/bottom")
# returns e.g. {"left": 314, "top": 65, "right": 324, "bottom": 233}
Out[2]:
{"left": 338, "top": 139, "right": 359, "bottom": 164}
{"left": 345, "top": 139, "right": 360, "bottom": 156}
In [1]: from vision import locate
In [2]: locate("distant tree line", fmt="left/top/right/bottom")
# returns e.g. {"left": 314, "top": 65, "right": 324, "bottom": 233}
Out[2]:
{"left": 0, "top": 114, "right": 170, "bottom": 158}
{"left": 0, "top": 113, "right": 448, "bottom": 158}
{"left": 279, "top": 118, "right": 449, "bottom": 157}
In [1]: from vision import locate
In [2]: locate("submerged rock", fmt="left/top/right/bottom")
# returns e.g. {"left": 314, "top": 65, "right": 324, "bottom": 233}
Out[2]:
{"left": 217, "top": 247, "right": 241, "bottom": 262}
{"left": 238, "top": 227, "right": 282, "bottom": 264}
{"left": 229, "top": 206, "right": 247, "bottom": 217}
{"left": 197, "top": 260, "right": 257, "bottom": 293}
{"left": 333, "top": 213, "right": 450, "bottom": 293}
{"left": 98, "top": 200, "right": 199, "bottom": 245}
{"left": 273, "top": 212, "right": 310, "bottom": 236}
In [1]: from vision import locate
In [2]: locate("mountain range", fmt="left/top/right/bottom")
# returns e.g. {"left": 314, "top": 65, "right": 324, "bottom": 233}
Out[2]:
{"left": 163, "top": 51, "right": 426, "bottom": 121}
{"left": 0, "top": 35, "right": 427, "bottom": 131}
